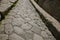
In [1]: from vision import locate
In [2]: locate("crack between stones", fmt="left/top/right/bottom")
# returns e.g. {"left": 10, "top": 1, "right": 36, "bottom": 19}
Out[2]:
{"left": 0, "top": 0, "right": 19, "bottom": 21}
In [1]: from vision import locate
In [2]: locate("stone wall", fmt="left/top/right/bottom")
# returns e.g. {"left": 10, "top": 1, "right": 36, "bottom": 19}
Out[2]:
{"left": 35, "top": 0, "right": 60, "bottom": 22}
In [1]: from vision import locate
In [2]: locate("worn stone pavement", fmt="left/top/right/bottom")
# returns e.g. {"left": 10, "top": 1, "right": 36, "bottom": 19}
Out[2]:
{"left": 0, "top": 0, "right": 56, "bottom": 40}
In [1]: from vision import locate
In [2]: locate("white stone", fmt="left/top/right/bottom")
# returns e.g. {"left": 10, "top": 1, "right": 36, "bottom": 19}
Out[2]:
{"left": 0, "top": 25, "right": 4, "bottom": 33}
{"left": 25, "top": 17, "right": 31, "bottom": 21}
{"left": 33, "top": 34, "right": 43, "bottom": 40}
{"left": 0, "top": 0, "right": 12, "bottom": 12}
{"left": 9, "top": 33, "right": 24, "bottom": 40}
{"left": 9, "top": 0, "right": 17, "bottom": 3}
{"left": 31, "top": 26, "right": 41, "bottom": 35}
{"left": 14, "top": 27, "right": 25, "bottom": 35}
{"left": 25, "top": 32, "right": 33, "bottom": 40}
{"left": 0, "top": 34, "right": 8, "bottom": 40}
{"left": 41, "top": 31, "right": 49, "bottom": 38}
{"left": 5, "top": 24, "right": 13, "bottom": 34}
{"left": 21, "top": 23, "right": 32, "bottom": 30}
{"left": 2, "top": 18, "right": 12, "bottom": 24}
{"left": 12, "top": 18, "right": 24, "bottom": 26}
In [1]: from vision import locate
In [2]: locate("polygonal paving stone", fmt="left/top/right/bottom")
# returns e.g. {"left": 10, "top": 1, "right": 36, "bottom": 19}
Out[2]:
{"left": 12, "top": 18, "right": 24, "bottom": 26}
{"left": 9, "top": 0, "right": 17, "bottom": 3}
{"left": 2, "top": 18, "right": 12, "bottom": 24}
{"left": 25, "top": 17, "right": 32, "bottom": 21}
{"left": 48, "top": 36, "right": 56, "bottom": 40}
{"left": 41, "top": 31, "right": 49, "bottom": 39}
{"left": 0, "top": 0, "right": 56, "bottom": 40}
{"left": 14, "top": 27, "right": 25, "bottom": 38}
{"left": 14, "top": 15, "right": 21, "bottom": 18}
{"left": 24, "top": 31, "right": 34, "bottom": 40}
{"left": 14, "top": 27, "right": 34, "bottom": 40}
{"left": 41, "top": 31, "right": 56, "bottom": 40}
{"left": 0, "top": 0, "right": 13, "bottom": 12}
{"left": 0, "top": 34, "right": 8, "bottom": 40}
{"left": 0, "top": 0, "right": 17, "bottom": 12}
{"left": 8, "top": 11, "right": 17, "bottom": 16}
{"left": 14, "top": 27, "right": 25, "bottom": 35}
{"left": 9, "top": 33, "right": 25, "bottom": 40}
{"left": 39, "top": 26, "right": 46, "bottom": 31}
{"left": 5, "top": 24, "right": 13, "bottom": 34}
{"left": 0, "top": 25, "right": 4, "bottom": 33}
{"left": 21, "top": 23, "right": 32, "bottom": 30}
{"left": 45, "top": 29, "right": 53, "bottom": 36}
{"left": 33, "top": 34, "right": 44, "bottom": 40}
{"left": 5, "top": 15, "right": 14, "bottom": 19}
{"left": 31, "top": 26, "right": 41, "bottom": 35}
{"left": 30, "top": 20, "right": 47, "bottom": 31}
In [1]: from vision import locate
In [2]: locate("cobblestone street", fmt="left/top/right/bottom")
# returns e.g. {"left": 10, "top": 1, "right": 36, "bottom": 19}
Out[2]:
{"left": 0, "top": 0, "right": 56, "bottom": 40}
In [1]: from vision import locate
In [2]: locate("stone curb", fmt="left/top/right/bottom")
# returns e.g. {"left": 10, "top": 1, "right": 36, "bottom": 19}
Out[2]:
{"left": 30, "top": 0, "right": 60, "bottom": 32}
